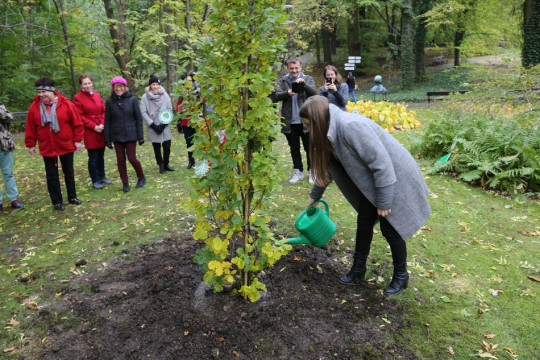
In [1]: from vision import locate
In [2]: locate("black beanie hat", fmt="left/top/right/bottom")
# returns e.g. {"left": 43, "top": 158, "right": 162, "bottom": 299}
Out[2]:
{"left": 149, "top": 74, "right": 160, "bottom": 85}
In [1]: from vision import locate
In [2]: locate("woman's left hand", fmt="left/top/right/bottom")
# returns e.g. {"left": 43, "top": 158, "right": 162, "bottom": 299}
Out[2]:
{"left": 74, "top": 142, "right": 83, "bottom": 151}
{"left": 377, "top": 208, "right": 391, "bottom": 217}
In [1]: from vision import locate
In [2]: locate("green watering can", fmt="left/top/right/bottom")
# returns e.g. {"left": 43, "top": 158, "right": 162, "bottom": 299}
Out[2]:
{"left": 277, "top": 199, "right": 337, "bottom": 247}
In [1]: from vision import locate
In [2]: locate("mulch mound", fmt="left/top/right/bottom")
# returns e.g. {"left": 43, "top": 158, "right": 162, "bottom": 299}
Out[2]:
{"left": 34, "top": 235, "right": 416, "bottom": 359}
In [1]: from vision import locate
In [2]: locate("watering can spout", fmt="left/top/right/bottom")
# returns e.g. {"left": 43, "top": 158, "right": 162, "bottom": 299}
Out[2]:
{"left": 281, "top": 235, "right": 311, "bottom": 245}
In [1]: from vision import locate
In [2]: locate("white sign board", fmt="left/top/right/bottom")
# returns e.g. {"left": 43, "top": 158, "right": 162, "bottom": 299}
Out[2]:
{"left": 348, "top": 56, "right": 362, "bottom": 64}
{"left": 344, "top": 66, "right": 355, "bottom": 71}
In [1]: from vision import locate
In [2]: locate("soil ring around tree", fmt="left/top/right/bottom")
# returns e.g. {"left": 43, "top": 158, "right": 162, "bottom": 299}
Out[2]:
{"left": 25, "top": 235, "right": 417, "bottom": 359}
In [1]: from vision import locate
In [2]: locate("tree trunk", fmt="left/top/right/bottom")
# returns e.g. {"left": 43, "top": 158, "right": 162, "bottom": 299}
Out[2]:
{"left": 315, "top": 31, "right": 321, "bottom": 66}
{"left": 401, "top": 0, "right": 414, "bottom": 89}
{"left": 454, "top": 30, "right": 465, "bottom": 67}
{"left": 52, "top": 0, "right": 77, "bottom": 98}
{"left": 102, "top": 0, "right": 135, "bottom": 91}
{"left": 164, "top": 2, "right": 176, "bottom": 93}
{"left": 331, "top": 25, "right": 337, "bottom": 55}
{"left": 522, "top": 0, "right": 540, "bottom": 67}
{"left": 347, "top": 2, "right": 360, "bottom": 57}
{"left": 414, "top": 0, "right": 430, "bottom": 77}
{"left": 322, "top": 26, "right": 332, "bottom": 64}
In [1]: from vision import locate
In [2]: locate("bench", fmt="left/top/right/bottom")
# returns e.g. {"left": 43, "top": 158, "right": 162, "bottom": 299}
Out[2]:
{"left": 11, "top": 111, "right": 28, "bottom": 124}
{"left": 431, "top": 55, "right": 448, "bottom": 66}
{"left": 427, "top": 90, "right": 468, "bottom": 104}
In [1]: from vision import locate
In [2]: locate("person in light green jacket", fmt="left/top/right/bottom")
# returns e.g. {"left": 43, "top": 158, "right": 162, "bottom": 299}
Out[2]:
{"left": 299, "top": 95, "right": 431, "bottom": 295}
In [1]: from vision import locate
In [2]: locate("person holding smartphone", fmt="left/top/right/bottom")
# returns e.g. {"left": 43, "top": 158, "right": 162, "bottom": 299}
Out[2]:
{"left": 319, "top": 65, "right": 349, "bottom": 111}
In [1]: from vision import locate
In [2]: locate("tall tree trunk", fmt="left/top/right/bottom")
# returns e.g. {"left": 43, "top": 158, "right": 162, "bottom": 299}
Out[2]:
{"left": 164, "top": 2, "right": 176, "bottom": 93}
{"left": 414, "top": 0, "right": 430, "bottom": 77}
{"left": 52, "top": 0, "right": 77, "bottom": 98}
{"left": 315, "top": 31, "right": 321, "bottom": 66}
{"left": 522, "top": 0, "right": 540, "bottom": 67}
{"left": 401, "top": 0, "right": 414, "bottom": 89}
{"left": 347, "top": 2, "right": 360, "bottom": 57}
{"left": 454, "top": 30, "right": 465, "bottom": 66}
{"left": 331, "top": 25, "right": 337, "bottom": 55}
{"left": 102, "top": 0, "right": 135, "bottom": 91}
{"left": 322, "top": 26, "right": 332, "bottom": 64}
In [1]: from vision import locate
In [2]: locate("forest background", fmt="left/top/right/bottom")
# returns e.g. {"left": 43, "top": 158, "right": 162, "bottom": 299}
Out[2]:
{"left": 0, "top": 0, "right": 537, "bottom": 109}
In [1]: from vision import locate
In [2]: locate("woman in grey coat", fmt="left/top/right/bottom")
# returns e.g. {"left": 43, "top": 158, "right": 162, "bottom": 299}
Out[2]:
{"left": 319, "top": 65, "right": 349, "bottom": 111}
{"left": 140, "top": 74, "right": 174, "bottom": 173}
{"left": 299, "top": 96, "right": 431, "bottom": 295}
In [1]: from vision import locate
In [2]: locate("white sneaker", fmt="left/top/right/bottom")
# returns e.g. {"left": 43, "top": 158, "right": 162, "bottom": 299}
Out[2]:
{"left": 289, "top": 169, "right": 304, "bottom": 184}
{"left": 308, "top": 170, "right": 315, "bottom": 185}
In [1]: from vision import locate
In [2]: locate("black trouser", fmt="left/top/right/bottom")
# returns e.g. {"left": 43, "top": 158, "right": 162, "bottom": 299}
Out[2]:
{"left": 87, "top": 147, "right": 106, "bottom": 183}
{"left": 182, "top": 125, "right": 196, "bottom": 162}
{"left": 284, "top": 123, "right": 310, "bottom": 172}
{"left": 353, "top": 190, "right": 406, "bottom": 265}
{"left": 43, "top": 152, "right": 77, "bottom": 205}
{"left": 152, "top": 140, "right": 172, "bottom": 166}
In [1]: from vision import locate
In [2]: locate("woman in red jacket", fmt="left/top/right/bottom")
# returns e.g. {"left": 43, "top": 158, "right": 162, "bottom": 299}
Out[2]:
{"left": 73, "top": 74, "right": 112, "bottom": 189}
{"left": 25, "top": 77, "right": 84, "bottom": 211}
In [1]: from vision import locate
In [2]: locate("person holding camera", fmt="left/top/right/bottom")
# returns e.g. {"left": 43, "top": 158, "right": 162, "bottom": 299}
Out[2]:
{"left": 274, "top": 58, "right": 317, "bottom": 185}
{"left": 320, "top": 65, "right": 349, "bottom": 111}
{"left": 104, "top": 76, "right": 146, "bottom": 192}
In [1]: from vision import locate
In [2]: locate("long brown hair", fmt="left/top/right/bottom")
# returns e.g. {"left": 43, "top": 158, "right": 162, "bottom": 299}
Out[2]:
{"left": 323, "top": 65, "right": 343, "bottom": 87}
{"left": 299, "top": 95, "right": 333, "bottom": 187}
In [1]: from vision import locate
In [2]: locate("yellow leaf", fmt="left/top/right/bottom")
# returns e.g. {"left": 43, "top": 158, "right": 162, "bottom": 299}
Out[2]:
{"left": 7, "top": 318, "right": 19, "bottom": 327}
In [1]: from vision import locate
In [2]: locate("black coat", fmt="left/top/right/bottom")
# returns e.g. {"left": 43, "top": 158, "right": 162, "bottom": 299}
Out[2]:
{"left": 104, "top": 91, "right": 144, "bottom": 143}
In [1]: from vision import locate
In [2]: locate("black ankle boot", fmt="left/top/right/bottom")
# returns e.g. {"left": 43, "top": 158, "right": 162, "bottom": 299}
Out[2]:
{"left": 187, "top": 158, "right": 195, "bottom": 169}
{"left": 384, "top": 270, "right": 409, "bottom": 295}
{"left": 338, "top": 260, "right": 367, "bottom": 285}
{"left": 159, "top": 164, "right": 165, "bottom": 174}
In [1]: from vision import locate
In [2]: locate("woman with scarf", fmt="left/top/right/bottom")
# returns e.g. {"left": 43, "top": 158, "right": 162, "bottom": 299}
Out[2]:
{"left": 104, "top": 76, "right": 146, "bottom": 193}
{"left": 25, "top": 77, "right": 84, "bottom": 211}
{"left": 73, "top": 74, "right": 112, "bottom": 189}
{"left": 140, "top": 74, "right": 174, "bottom": 173}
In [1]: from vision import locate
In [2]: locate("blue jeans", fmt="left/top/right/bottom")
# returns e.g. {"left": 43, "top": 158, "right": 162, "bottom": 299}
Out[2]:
{"left": 349, "top": 89, "right": 357, "bottom": 103}
{"left": 87, "top": 147, "right": 106, "bottom": 183}
{"left": 0, "top": 151, "right": 20, "bottom": 202}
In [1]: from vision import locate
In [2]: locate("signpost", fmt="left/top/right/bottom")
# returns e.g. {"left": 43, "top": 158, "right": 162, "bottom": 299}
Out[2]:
{"left": 345, "top": 56, "right": 361, "bottom": 71}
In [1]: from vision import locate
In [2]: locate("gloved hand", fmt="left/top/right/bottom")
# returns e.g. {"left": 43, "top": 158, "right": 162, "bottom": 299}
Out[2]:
{"left": 150, "top": 123, "right": 164, "bottom": 134}
{"left": 138, "top": 139, "right": 145, "bottom": 146}
{"left": 106, "top": 142, "right": 113, "bottom": 149}
{"left": 158, "top": 124, "right": 168, "bottom": 133}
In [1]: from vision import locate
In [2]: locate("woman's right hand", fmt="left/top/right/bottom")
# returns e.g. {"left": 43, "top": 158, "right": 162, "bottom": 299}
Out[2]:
{"left": 306, "top": 197, "right": 316, "bottom": 209}
{"left": 29, "top": 147, "right": 36, "bottom": 156}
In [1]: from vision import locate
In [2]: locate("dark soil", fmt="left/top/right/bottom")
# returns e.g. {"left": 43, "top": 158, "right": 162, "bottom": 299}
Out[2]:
{"left": 30, "top": 235, "right": 417, "bottom": 360}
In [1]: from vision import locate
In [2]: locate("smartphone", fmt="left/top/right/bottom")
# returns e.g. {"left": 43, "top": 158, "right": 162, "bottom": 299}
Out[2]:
{"left": 326, "top": 77, "right": 332, "bottom": 84}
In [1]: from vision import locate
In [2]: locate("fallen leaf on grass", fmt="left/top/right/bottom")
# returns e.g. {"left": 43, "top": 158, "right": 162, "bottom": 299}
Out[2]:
{"left": 505, "top": 347, "right": 517, "bottom": 355}
{"left": 484, "top": 334, "right": 497, "bottom": 339}
{"left": 488, "top": 289, "right": 502, "bottom": 296}
{"left": 526, "top": 275, "right": 540, "bottom": 283}
{"left": 6, "top": 319, "right": 20, "bottom": 327}
{"left": 3, "top": 347, "right": 16, "bottom": 353}
{"left": 517, "top": 229, "right": 535, "bottom": 236}
{"left": 448, "top": 346, "right": 454, "bottom": 355}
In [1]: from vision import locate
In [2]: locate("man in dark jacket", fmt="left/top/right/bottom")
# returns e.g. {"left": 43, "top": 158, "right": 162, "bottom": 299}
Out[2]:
{"left": 0, "top": 101, "right": 24, "bottom": 210}
{"left": 274, "top": 59, "right": 317, "bottom": 185}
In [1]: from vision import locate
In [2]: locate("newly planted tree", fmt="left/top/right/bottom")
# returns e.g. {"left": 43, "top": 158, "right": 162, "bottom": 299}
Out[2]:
{"left": 181, "top": 0, "right": 291, "bottom": 301}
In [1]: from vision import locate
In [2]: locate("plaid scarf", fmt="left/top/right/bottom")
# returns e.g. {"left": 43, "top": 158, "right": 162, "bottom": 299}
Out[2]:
{"left": 40, "top": 98, "right": 60, "bottom": 133}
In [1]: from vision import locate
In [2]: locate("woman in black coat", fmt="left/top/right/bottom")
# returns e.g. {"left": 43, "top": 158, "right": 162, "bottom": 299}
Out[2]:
{"left": 104, "top": 77, "right": 146, "bottom": 192}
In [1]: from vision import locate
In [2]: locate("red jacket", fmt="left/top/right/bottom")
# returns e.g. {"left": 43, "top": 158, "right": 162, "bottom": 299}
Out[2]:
{"left": 73, "top": 91, "right": 106, "bottom": 149}
{"left": 25, "top": 92, "right": 84, "bottom": 157}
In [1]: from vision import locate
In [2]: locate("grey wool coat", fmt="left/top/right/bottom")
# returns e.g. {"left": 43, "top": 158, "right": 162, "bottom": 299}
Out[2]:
{"left": 274, "top": 73, "right": 317, "bottom": 134}
{"left": 140, "top": 86, "right": 173, "bottom": 143}
{"left": 311, "top": 105, "right": 431, "bottom": 240}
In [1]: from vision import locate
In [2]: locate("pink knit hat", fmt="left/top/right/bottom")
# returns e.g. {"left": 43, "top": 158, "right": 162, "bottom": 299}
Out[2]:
{"left": 110, "top": 76, "right": 127, "bottom": 87}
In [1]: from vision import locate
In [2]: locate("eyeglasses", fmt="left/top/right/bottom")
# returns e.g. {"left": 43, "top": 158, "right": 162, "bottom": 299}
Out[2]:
{"left": 113, "top": 84, "right": 125, "bottom": 89}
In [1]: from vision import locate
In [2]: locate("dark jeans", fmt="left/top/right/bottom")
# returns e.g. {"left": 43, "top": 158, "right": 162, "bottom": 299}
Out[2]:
{"left": 43, "top": 152, "right": 77, "bottom": 205}
{"left": 113, "top": 141, "right": 145, "bottom": 184}
{"left": 182, "top": 125, "right": 196, "bottom": 161}
{"left": 87, "top": 147, "right": 106, "bottom": 183}
{"left": 353, "top": 190, "right": 406, "bottom": 263}
{"left": 152, "top": 140, "right": 172, "bottom": 166}
{"left": 284, "top": 123, "right": 310, "bottom": 172}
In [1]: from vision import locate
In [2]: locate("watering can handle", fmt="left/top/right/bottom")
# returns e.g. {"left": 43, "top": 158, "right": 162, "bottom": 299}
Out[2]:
{"left": 309, "top": 198, "right": 330, "bottom": 217}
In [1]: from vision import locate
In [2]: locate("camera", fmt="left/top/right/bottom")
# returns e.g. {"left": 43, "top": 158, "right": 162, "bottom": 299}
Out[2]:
{"left": 326, "top": 77, "right": 332, "bottom": 84}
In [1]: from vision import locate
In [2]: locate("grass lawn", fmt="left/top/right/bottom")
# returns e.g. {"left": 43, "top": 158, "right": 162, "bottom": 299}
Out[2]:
{"left": 1, "top": 106, "right": 538, "bottom": 359}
